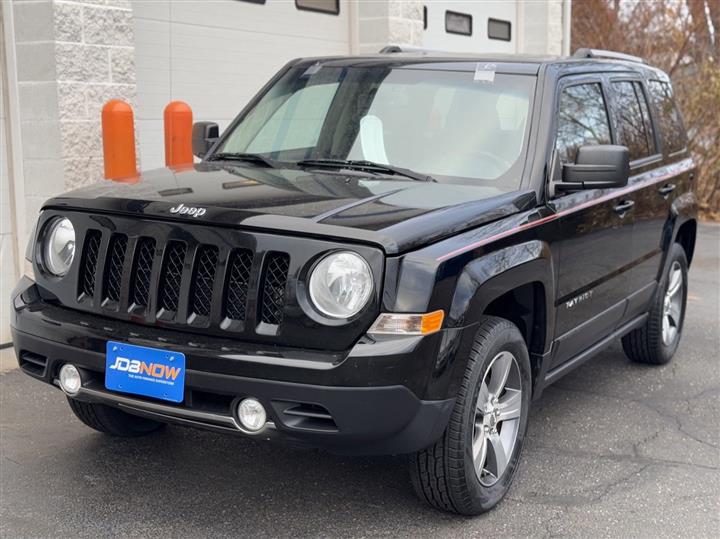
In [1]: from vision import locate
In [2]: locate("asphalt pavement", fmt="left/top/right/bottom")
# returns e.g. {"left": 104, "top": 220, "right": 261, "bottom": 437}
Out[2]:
{"left": 1, "top": 224, "right": 718, "bottom": 538}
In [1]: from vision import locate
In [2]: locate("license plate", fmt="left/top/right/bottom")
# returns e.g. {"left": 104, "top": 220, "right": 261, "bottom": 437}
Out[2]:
{"left": 105, "top": 341, "right": 185, "bottom": 403}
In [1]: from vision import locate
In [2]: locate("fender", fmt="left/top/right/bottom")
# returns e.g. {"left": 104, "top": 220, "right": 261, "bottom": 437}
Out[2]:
{"left": 417, "top": 240, "right": 556, "bottom": 400}
{"left": 657, "top": 189, "right": 698, "bottom": 281}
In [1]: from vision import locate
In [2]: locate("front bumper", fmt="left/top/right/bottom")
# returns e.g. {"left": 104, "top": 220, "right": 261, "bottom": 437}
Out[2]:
{"left": 11, "top": 278, "right": 454, "bottom": 455}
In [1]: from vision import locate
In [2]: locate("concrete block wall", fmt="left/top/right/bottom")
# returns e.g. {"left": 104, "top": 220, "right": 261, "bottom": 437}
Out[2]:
{"left": 11, "top": 0, "right": 65, "bottom": 233}
{"left": 52, "top": 0, "right": 137, "bottom": 191}
{"left": 518, "top": 0, "right": 565, "bottom": 56}
{"left": 10, "top": 0, "right": 137, "bottom": 210}
{"left": 1, "top": 41, "right": 15, "bottom": 343}
{"left": 357, "top": 0, "right": 423, "bottom": 54}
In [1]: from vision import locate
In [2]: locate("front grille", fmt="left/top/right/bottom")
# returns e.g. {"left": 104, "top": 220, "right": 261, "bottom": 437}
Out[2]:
{"left": 78, "top": 230, "right": 101, "bottom": 299}
{"left": 260, "top": 252, "right": 290, "bottom": 325}
{"left": 72, "top": 228, "right": 291, "bottom": 334}
{"left": 159, "top": 242, "right": 187, "bottom": 313}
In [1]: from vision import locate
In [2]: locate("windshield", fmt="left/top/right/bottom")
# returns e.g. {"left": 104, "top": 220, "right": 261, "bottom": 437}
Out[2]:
{"left": 216, "top": 63, "right": 536, "bottom": 188}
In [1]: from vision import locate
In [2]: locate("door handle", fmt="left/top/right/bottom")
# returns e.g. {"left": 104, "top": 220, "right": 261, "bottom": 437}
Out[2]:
{"left": 658, "top": 183, "right": 677, "bottom": 197}
{"left": 613, "top": 200, "right": 635, "bottom": 214}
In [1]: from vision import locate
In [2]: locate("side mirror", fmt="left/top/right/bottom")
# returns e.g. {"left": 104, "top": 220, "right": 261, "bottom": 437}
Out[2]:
{"left": 556, "top": 145, "right": 630, "bottom": 192}
{"left": 192, "top": 121, "right": 219, "bottom": 159}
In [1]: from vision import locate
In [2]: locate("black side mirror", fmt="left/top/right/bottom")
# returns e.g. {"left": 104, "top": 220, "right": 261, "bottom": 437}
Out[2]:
{"left": 556, "top": 145, "right": 630, "bottom": 192}
{"left": 192, "top": 122, "right": 219, "bottom": 159}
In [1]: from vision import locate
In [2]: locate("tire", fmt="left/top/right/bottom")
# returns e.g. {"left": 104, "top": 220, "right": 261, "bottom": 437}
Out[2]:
{"left": 622, "top": 243, "right": 688, "bottom": 365}
{"left": 409, "top": 316, "right": 532, "bottom": 515}
{"left": 67, "top": 398, "right": 165, "bottom": 437}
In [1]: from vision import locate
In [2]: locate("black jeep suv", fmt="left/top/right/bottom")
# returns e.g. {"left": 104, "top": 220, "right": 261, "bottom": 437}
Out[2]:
{"left": 11, "top": 48, "right": 697, "bottom": 515}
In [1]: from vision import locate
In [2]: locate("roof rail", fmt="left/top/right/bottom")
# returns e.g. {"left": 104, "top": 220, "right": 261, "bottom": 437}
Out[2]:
{"left": 379, "top": 45, "right": 444, "bottom": 54}
{"left": 572, "top": 48, "right": 645, "bottom": 64}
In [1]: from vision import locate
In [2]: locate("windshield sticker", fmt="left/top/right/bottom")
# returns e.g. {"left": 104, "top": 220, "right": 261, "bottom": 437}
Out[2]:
{"left": 302, "top": 62, "right": 322, "bottom": 77}
{"left": 474, "top": 63, "right": 496, "bottom": 83}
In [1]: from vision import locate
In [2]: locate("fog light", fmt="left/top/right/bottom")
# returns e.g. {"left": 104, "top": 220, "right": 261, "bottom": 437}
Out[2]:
{"left": 237, "top": 398, "right": 267, "bottom": 432}
{"left": 59, "top": 364, "right": 82, "bottom": 395}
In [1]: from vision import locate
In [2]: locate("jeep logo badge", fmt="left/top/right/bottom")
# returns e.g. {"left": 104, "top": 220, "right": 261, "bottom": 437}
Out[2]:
{"left": 169, "top": 203, "right": 207, "bottom": 218}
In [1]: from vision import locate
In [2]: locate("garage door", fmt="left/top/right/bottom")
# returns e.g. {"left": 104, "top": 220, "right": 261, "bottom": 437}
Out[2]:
{"left": 133, "top": 0, "right": 351, "bottom": 170}
{"left": 422, "top": 1, "right": 517, "bottom": 54}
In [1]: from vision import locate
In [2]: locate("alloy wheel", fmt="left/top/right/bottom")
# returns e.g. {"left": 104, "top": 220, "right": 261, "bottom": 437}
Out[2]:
{"left": 662, "top": 261, "right": 684, "bottom": 346}
{"left": 472, "top": 351, "right": 523, "bottom": 486}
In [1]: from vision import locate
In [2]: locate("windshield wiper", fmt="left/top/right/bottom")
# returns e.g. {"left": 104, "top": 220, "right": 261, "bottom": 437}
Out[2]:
{"left": 295, "top": 159, "right": 436, "bottom": 182}
{"left": 207, "top": 152, "right": 278, "bottom": 168}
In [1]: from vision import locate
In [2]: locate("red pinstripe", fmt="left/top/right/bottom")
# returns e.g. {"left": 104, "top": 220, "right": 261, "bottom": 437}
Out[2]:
{"left": 435, "top": 161, "right": 694, "bottom": 262}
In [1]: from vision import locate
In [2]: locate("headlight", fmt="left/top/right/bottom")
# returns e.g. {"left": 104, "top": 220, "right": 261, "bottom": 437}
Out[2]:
{"left": 43, "top": 218, "right": 76, "bottom": 276}
{"left": 308, "top": 251, "right": 373, "bottom": 318}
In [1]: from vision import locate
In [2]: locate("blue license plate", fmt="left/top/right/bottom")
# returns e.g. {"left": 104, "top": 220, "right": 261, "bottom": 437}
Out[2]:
{"left": 105, "top": 341, "right": 185, "bottom": 403}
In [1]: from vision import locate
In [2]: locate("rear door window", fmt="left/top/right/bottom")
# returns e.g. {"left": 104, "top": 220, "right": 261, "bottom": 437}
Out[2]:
{"left": 555, "top": 82, "right": 612, "bottom": 163}
{"left": 647, "top": 80, "right": 687, "bottom": 155}
{"left": 612, "top": 81, "right": 656, "bottom": 161}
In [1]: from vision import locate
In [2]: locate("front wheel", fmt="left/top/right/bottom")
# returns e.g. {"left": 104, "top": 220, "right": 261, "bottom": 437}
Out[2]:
{"left": 409, "top": 316, "right": 531, "bottom": 515}
{"left": 67, "top": 398, "right": 165, "bottom": 437}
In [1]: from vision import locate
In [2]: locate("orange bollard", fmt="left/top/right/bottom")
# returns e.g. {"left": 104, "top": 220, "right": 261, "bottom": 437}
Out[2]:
{"left": 101, "top": 100, "right": 137, "bottom": 180}
{"left": 163, "top": 101, "right": 194, "bottom": 167}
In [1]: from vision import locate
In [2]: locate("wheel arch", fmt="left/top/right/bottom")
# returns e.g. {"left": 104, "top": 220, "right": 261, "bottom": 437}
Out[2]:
{"left": 675, "top": 219, "right": 696, "bottom": 266}
{"left": 436, "top": 240, "right": 555, "bottom": 399}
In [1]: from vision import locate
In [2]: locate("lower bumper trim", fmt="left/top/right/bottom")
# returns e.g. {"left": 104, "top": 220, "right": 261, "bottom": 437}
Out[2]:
{"left": 67, "top": 382, "right": 275, "bottom": 435}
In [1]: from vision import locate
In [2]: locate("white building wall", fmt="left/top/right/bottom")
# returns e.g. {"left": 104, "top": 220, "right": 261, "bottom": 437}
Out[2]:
{"left": 422, "top": 1, "right": 517, "bottom": 53}
{"left": 133, "top": 0, "right": 352, "bottom": 170}
{"left": 517, "top": 0, "right": 565, "bottom": 56}
{"left": 1, "top": 37, "right": 15, "bottom": 343}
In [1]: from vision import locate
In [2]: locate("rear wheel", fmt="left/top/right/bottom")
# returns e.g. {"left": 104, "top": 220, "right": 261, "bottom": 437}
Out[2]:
{"left": 67, "top": 398, "right": 165, "bottom": 437}
{"left": 622, "top": 243, "right": 688, "bottom": 365}
{"left": 409, "top": 316, "right": 531, "bottom": 515}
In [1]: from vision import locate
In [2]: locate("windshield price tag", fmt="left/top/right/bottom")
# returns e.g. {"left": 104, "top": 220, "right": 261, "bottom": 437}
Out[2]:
{"left": 302, "top": 62, "right": 322, "bottom": 77}
{"left": 474, "top": 63, "right": 496, "bottom": 83}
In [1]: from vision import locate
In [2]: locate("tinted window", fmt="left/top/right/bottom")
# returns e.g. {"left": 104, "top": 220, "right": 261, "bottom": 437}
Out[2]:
{"left": 612, "top": 81, "right": 656, "bottom": 161}
{"left": 243, "top": 82, "right": 340, "bottom": 153}
{"left": 295, "top": 0, "right": 339, "bottom": 15}
{"left": 446, "top": 11, "right": 472, "bottom": 36}
{"left": 219, "top": 65, "right": 536, "bottom": 187}
{"left": 556, "top": 83, "right": 612, "bottom": 163}
{"left": 648, "top": 80, "right": 687, "bottom": 154}
{"left": 488, "top": 18, "right": 511, "bottom": 41}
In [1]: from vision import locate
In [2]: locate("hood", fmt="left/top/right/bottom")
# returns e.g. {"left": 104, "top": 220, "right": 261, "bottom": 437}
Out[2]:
{"left": 44, "top": 163, "right": 536, "bottom": 254}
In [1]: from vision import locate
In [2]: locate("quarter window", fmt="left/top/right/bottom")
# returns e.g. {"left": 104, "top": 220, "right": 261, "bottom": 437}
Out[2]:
{"left": 648, "top": 80, "right": 687, "bottom": 154}
{"left": 555, "top": 83, "right": 612, "bottom": 163}
{"left": 612, "top": 81, "right": 656, "bottom": 161}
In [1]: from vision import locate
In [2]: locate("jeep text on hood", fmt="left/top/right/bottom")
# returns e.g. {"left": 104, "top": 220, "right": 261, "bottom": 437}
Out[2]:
{"left": 46, "top": 163, "right": 536, "bottom": 254}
